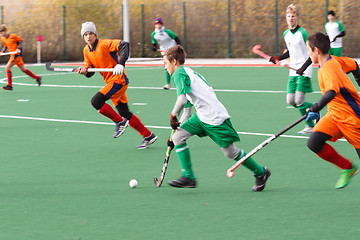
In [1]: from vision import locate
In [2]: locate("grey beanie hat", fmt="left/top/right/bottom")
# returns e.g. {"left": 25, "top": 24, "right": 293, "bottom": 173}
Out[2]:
{"left": 81, "top": 21, "right": 97, "bottom": 37}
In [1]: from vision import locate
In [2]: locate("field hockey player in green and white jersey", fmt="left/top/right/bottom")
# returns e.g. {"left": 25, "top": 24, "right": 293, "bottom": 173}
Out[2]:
{"left": 163, "top": 45, "right": 271, "bottom": 191}
{"left": 151, "top": 17, "right": 181, "bottom": 90}
{"left": 325, "top": 10, "right": 346, "bottom": 57}
{"left": 269, "top": 4, "right": 314, "bottom": 135}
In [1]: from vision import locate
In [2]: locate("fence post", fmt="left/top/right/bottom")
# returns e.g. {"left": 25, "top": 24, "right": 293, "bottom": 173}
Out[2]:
{"left": 274, "top": 0, "right": 279, "bottom": 55}
{"left": 325, "top": 0, "right": 328, "bottom": 22}
{"left": 182, "top": 2, "right": 187, "bottom": 52}
{"left": 227, "top": 0, "right": 232, "bottom": 58}
{"left": 62, "top": 5, "right": 67, "bottom": 61}
{"left": 141, "top": 4, "right": 145, "bottom": 57}
{"left": 0, "top": 6, "right": 3, "bottom": 24}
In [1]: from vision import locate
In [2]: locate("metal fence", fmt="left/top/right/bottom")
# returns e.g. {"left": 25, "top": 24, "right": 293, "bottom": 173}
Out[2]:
{"left": 0, "top": 0, "right": 359, "bottom": 63}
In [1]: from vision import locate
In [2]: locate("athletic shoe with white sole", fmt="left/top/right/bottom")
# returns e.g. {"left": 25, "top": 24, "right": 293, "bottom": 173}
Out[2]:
{"left": 298, "top": 125, "right": 313, "bottom": 134}
{"left": 113, "top": 118, "right": 129, "bottom": 138}
{"left": 168, "top": 176, "right": 196, "bottom": 188}
{"left": 137, "top": 132, "right": 158, "bottom": 149}
{"left": 252, "top": 167, "right": 271, "bottom": 192}
{"left": 335, "top": 163, "right": 359, "bottom": 189}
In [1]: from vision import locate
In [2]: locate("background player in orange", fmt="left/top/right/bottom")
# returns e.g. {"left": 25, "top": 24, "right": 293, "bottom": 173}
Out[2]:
{"left": 305, "top": 32, "right": 360, "bottom": 189}
{"left": 76, "top": 22, "right": 157, "bottom": 149}
{"left": 0, "top": 24, "right": 41, "bottom": 91}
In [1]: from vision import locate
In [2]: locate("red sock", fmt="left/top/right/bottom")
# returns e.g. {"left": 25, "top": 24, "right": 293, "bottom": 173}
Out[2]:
{"left": 316, "top": 143, "right": 353, "bottom": 169}
{"left": 24, "top": 69, "right": 39, "bottom": 80}
{"left": 98, "top": 103, "right": 123, "bottom": 122}
{"left": 129, "top": 114, "right": 151, "bottom": 137}
{"left": 6, "top": 70, "right": 12, "bottom": 87}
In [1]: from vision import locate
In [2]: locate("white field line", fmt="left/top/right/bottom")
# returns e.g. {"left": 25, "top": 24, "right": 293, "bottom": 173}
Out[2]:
{"left": 0, "top": 114, "right": 347, "bottom": 142}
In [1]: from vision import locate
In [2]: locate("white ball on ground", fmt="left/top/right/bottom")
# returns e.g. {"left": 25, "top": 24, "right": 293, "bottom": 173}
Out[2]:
{"left": 129, "top": 179, "right": 138, "bottom": 188}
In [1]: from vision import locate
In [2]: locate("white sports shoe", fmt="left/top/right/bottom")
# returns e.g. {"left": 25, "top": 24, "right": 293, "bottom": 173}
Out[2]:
{"left": 298, "top": 125, "right": 313, "bottom": 134}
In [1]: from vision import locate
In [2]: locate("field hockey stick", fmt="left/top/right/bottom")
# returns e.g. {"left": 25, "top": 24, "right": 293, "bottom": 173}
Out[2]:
{"left": 252, "top": 45, "right": 297, "bottom": 71}
{"left": 0, "top": 51, "right": 18, "bottom": 56}
{"left": 154, "top": 130, "right": 176, "bottom": 187}
{"left": 227, "top": 115, "right": 306, "bottom": 178}
{"left": 45, "top": 62, "right": 114, "bottom": 72}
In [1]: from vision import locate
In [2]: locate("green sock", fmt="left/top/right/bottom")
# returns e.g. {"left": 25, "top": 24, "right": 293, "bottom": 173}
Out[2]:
{"left": 175, "top": 143, "right": 195, "bottom": 180}
{"left": 237, "top": 150, "right": 265, "bottom": 175}
{"left": 298, "top": 102, "right": 314, "bottom": 127}
{"left": 165, "top": 70, "right": 171, "bottom": 84}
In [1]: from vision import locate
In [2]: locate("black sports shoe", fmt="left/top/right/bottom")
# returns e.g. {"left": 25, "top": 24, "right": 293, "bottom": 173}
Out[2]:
{"left": 137, "top": 132, "right": 158, "bottom": 149}
{"left": 36, "top": 76, "right": 42, "bottom": 86}
{"left": 168, "top": 177, "right": 196, "bottom": 188}
{"left": 252, "top": 167, "right": 271, "bottom": 192}
{"left": 1, "top": 85, "right": 13, "bottom": 91}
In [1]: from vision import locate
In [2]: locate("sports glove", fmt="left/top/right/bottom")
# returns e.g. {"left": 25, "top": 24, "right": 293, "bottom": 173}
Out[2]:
{"left": 167, "top": 137, "right": 175, "bottom": 151}
{"left": 269, "top": 56, "right": 279, "bottom": 64}
{"left": 305, "top": 111, "right": 320, "bottom": 122}
{"left": 113, "top": 64, "right": 124, "bottom": 75}
{"left": 170, "top": 114, "right": 180, "bottom": 130}
{"left": 152, "top": 45, "right": 157, "bottom": 51}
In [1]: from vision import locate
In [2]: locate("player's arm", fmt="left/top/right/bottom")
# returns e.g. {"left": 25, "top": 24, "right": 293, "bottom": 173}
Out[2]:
{"left": 269, "top": 50, "right": 290, "bottom": 64}
{"left": 309, "top": 90, "right": 336, "bottom": 112}
{"left": 350, "top": 61, "right": 360, "bottom": 87}
{"left": 0, "top": 46, "right": 7, "bottom": 55}
{"left": 118, "top": 41, "right": 129, "bottom": 66}
{"left": 151, "top": 32, "right": 157, "bottom": 51}
{"left": 332, "top": 31, "right": 346, "bottom": 42}
{"left": 170, "top": 94, "right": 187, "bottom": 129}
{"left": 296, "top": 57, "right": 312, "bottom": 75}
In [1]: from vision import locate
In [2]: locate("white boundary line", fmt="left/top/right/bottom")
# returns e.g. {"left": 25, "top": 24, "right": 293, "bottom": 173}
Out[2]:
{"left": 0, "top": 114, "right": 347, "bottom": 142}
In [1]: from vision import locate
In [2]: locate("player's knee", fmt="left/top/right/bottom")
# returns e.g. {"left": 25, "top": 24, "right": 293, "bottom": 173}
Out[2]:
{"left": 91, "top": 92, "right": 107, "bottom": 110}
{"left": 286, "top": 97, "right": 295, "bottom": 106}
{"left": 307, "top": 135, "right": 322, "bottom": 153}
{"left": 172, "top": 130, "right": 187, "bottom": 146}
{"left": 116, "top": 103, "right": 133, "bottom": 120}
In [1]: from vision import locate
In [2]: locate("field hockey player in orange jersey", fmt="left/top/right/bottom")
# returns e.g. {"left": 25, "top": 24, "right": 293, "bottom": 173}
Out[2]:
{"left": 76, "top": 22, "right": 157, "bottom": 149}
{"left": 0, "top": 24, "right": 42, "bottom": 91}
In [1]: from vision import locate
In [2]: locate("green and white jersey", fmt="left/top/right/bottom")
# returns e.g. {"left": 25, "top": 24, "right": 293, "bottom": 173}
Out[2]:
{"left": 172, "top": 66, "right": 230, "bottom": 126}
{"left": 283, "top": 27, "right": 313, "bottom": 78}
{"left": 325, "top": 21, "right": 345, "bottom": 48}
{"left": 151, "top": 26, "right": 177, "bottom": 55}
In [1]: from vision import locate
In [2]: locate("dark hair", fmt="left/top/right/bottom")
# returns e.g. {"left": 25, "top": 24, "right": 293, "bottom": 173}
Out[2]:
{"left": 164, "top": 45, "right": 186, "bottom": 65}
{"left": 307, "top": 32, "right": 330, "bottom": 54}
{"left": 328, "top": 10, "right": 335, "bottom": 16}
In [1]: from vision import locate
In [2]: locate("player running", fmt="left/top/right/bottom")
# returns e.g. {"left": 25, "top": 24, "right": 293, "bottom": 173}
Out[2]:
{"left": 164, "top": 45, "right": 271, "bottom": 191}
{"left": 269, "top": 4, "right": 314, "bottom": 134}
{"left": 76, "top": 22, "right": 157, "bottom": 149}
{"left": 151, "top": 17, "right": 181, "bottom": 90}
{"left": 325, "top": 10, "right": 346, "bottom": 57}
{"left": 0, "top": 24, "right": 42, "bottom": 91}
{"left": 305, "top": 32, "right": 360, "bottom": 189}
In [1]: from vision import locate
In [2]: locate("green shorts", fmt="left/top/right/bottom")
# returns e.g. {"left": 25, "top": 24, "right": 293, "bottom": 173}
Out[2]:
{"left": 329, "top": 47, "right": 342, "bottom": 57}
{"left": 287, "top": 75, "right": 313, "bottom": 93}
{"left": 180, "top": 113, "right": 240, "bottom": 148}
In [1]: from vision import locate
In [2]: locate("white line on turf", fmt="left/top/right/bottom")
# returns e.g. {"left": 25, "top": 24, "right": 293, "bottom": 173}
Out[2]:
{"left": 0, "top": 114, "right": 348, "bottom": 142}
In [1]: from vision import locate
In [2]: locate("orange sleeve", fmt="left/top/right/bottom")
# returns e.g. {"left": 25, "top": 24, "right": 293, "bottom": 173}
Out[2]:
{"left": 332, "top": 56, "right": 357, "bottom": 73}
{"left": 101, "top": 39, "right": 121, "bottom": 52}
{"left": 83, "top": 47, "right": 93, "bottom": 68}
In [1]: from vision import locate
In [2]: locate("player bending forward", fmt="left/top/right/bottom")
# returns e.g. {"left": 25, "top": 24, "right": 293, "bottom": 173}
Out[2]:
{"left": 305, "top": 32, "right": 360, "bottom": 189}
{"left": 76, "top": 22, "right": 157, "bottom": 149}
{"left": 0, "top": 24, "right": 42, "bottom": 91}
{"left": 164, "top": 45, "right": 271, "bottom": 191}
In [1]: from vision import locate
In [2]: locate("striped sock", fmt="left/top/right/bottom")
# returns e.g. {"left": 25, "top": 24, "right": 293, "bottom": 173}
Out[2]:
{"left": 175, "top": 143, "right": 195, "bottom": 180}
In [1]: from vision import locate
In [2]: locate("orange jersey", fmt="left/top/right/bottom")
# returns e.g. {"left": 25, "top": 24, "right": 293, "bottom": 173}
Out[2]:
{"left": 318, "top": 56, "right": 360, "bottom": 128}
{"left": 1, "top": 33, "right": 22, "bottom": 53}
{"left": 83, "top": 39, "right": 128, "bottom": 85}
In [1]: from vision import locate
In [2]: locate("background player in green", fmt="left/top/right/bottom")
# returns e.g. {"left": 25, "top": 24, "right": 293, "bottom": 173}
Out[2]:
{"left": 325, "top": 10, "right": 346, "bottom": 57}
{"left": 269, "top": 4, "right": 314, "bottom": 134}
{"left": 163, "top": 45, "right": 271, "bottom": 191}
{"left": 151, "top": 17, "right": 181, "bottom": 90}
